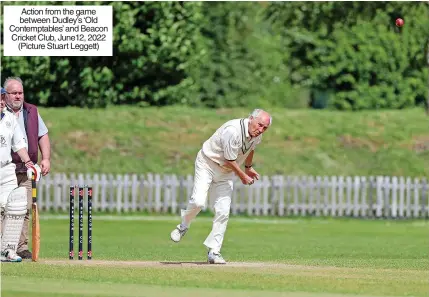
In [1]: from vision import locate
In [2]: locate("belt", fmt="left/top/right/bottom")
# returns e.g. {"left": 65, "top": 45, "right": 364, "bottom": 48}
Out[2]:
{"left": 14, "top": 162, "right": 28, "bottom": 173}
{"left": 200, "top": 150, "right": 232, "bottom": 173}
{"left": 200, "top": 150, "right": 218, "bottom": 165}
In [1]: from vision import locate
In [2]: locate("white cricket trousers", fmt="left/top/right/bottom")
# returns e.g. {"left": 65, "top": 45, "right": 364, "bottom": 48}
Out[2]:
{"left": 0, "top": 163, "right": 18, "bottom": 208}
{"left": 181, "top": 150, "right": 234, "bottom": 253}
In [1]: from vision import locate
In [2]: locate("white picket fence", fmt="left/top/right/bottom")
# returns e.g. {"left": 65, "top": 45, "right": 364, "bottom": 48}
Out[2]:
{"left": 36, "top": 173, "right": 429, "bottom": 219}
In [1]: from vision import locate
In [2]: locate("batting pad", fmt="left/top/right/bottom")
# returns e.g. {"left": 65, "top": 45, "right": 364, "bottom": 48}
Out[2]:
{"left": 1, "top": 187, "right": 27, "bottom": 252}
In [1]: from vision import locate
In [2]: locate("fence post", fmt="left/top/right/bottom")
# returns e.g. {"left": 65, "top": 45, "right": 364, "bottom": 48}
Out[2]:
{"left": 123, "top": 174, "right": 130, "bottom": 213}
{"left": 376, "top": 176, "right": 383, "bottom": 218}
{"left": 413, "top": 177, "right": 420, "bottom": 218}
{"left": 300, "top": 176, "right": 308, "bottom": 216}
{"left": 353, "top": 176, "right": 360, "bottom": 217}
{"left": 382, "top": 176, "right": 390, "bottom": 218}
{"left": 131, "top": 174, "right": 138, "bottom": 212}
{"left": 391, "top": 176, "right": 398, "bottom": 218}
{"left": 170, "top": 175, "right": 178, "bottom": 214}
{"left": 338, "top": 176, "right": 345, "bottom": 217}
{"left": 360, "top": 176, "right": 367, "bottom": 218}
{"left": 278, "top": 175, "right": 285, "bottom": 217}
{"left": 421, "top": 178, "right": 428, "bottom": 218}
{"left": 345, "top": 176, "right": 352, "bottom": 216}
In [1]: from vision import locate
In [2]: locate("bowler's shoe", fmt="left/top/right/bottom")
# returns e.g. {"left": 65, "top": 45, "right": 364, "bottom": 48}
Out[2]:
{"left": 208, "top": 251, "right": 226, "bottom": 264}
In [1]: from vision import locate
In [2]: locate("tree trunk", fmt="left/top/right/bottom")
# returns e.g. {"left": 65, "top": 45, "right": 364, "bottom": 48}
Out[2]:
{"left": 427, "top": 39, "right": 429, "bottom": 114}
{"left": 427, "top": 4, "right": 429, "bottom": 114}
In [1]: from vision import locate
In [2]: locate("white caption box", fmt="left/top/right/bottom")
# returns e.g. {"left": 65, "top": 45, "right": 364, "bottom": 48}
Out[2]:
{"left": 3, "top": 5, "right": 113, "bottom": 56}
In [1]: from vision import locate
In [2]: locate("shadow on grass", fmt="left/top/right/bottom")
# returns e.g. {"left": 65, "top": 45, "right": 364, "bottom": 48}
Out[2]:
{"left": 160, "top": 261, "right": 210, "bottom": 265}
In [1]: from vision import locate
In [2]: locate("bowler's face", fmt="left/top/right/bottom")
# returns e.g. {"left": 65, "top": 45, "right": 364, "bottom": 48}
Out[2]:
{"left": 249, "top": 116, "right": 270, "bottom": 137}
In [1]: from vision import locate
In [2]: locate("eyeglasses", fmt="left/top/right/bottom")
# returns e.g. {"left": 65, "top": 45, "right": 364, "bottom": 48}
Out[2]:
{"left": 7, "top": 92, "right": 23, "bottom": 96}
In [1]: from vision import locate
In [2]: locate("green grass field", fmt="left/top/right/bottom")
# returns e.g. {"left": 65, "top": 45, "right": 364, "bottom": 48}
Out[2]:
{"left": 40, "top": 106, "right": 429, "bottom": 177}
{"left": 1, "top": 216, "right": 428, "bottom": 297}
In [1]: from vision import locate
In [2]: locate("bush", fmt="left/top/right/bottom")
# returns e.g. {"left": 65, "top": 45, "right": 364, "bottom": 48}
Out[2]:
{"left": 1, "top": 1, "right": 207, "bottom": 107}
{"left": 189, "top": 2, "right": 298, "bottom": 109}
{"left": 266, "top": 1, "right": 429, "bottom": 110}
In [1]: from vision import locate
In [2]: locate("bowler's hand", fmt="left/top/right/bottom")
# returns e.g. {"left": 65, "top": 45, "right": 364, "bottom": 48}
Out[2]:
{"left": 40, "top": 159, "right": 50, "bottom": 176}
{"left": 245, "top": 167, "right": 260, "bottom": 181}
{"left": 240, "top": 173, "right": 255, "bottom": 185}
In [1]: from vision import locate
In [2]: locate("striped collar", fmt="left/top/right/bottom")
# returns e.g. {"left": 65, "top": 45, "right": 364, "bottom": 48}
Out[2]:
{"left": 240, "top": 118, "right": 250, "bottom": 139}
{"left": 240, "top": 118, "right": 253, "bottom": 154}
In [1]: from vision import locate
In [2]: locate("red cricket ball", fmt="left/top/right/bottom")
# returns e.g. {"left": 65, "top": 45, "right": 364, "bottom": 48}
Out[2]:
{"left": 396, "top": 18, "right": 404, "bottom": 27}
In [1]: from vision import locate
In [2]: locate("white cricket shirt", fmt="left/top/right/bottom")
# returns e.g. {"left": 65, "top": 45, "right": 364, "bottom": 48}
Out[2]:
{"left": 202, "top": 118, "right": 262, "bottom": 170}
{"left": 0, "top": 109, "right": 26, "bottom": 166}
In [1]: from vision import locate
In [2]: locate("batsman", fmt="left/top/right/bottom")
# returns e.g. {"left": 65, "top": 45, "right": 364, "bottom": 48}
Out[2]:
{"left": 0, "top": 88, "right": 41, "bottom": 262}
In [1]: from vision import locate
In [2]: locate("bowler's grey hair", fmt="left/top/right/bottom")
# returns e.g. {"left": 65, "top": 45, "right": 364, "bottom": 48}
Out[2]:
{"left": 249, "top": 109, "right": 272, "bottom": 125}
{"left": 4, "top": 77, "right": 24, "bottom": 90}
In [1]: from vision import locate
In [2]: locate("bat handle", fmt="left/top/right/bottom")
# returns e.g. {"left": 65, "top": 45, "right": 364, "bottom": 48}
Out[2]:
{"left": 32, "top": 173, "right": 37, "bottom": 202}
{"left": 31, "top": 173, "right": 40, "bottom": 262}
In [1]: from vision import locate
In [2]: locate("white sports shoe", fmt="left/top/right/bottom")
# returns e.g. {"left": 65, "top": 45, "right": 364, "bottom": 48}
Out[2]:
{"left": 208, "top": 251, "right": 226, "bottom": 264}
{"left": 170, "top": 224, "right": 188, "bottom": 243}
{"left": 1, "top": 249, "right": 22, "bottom": 262}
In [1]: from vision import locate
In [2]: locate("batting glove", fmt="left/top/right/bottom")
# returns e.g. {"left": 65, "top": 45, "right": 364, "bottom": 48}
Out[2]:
{"left": 26, "top": 163, "right": 42, "bottom": 182}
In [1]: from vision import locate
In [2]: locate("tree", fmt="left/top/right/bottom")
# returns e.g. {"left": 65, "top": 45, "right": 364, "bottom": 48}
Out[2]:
{"left": 1, "top": 1, "right": 207, "bottom": 107}
{"left": 266, "top": 1, "right": 429, "bottom": 110}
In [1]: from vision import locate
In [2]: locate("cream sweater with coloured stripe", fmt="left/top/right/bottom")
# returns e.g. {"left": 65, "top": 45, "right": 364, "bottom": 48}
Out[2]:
{"left": 202, "top": 118, "right": 261, "bottom": 171}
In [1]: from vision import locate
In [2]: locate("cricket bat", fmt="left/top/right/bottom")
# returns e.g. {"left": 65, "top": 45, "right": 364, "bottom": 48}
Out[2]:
{"left": 31, "top": 175, "right": 40, "bottom": 262}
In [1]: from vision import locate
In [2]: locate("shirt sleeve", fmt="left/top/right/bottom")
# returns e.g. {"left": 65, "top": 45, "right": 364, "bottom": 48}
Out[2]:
{"left": 12, "top": 119, "right": 26, "bottom": 152}
{"left": 38, "top": 113, "right": 49, "bottom": 137}
{"left": 221, "top": 126, "right": 241, "bottom": 161}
